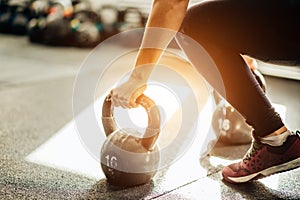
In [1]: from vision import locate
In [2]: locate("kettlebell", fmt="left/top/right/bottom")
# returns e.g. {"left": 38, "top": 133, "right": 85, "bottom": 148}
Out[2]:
{"left": 70, "top": 2, "right": 101, "bottom": 48}
{"left": 212, "top": 92, "right": 254, "bottom": 145}
{"left": 212, "top": 68, "right": 267, "bottom": 145}
{"left": 100, "top": 94, "right": 161, "bottom": 188}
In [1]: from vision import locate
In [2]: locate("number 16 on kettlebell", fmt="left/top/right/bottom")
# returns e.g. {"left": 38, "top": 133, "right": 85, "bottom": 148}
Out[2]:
{"left": 100, "top": 93, "right": 161, "bottom": 188}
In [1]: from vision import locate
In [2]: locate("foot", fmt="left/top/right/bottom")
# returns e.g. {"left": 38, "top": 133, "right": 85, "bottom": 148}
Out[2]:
{"left": 222, "top": 130, "right": 300, "bottom": 183}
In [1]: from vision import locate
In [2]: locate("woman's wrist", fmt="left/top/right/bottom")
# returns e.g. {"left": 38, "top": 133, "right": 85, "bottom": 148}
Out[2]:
{"left": 131, "top": 64, "right": 154, "bottom": 81}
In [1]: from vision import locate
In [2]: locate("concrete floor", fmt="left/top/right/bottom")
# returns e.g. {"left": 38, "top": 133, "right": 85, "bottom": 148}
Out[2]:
{"left": 0, "top": 34, "right": 299, "bottom": 200}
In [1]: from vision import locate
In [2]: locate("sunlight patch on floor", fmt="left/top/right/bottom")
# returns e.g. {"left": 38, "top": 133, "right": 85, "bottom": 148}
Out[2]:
{"left": 25, "top": 121, "right": 104, "bottom": 180}
{"left": 25, "top": 83, "right": 211, "bottom": 180}
{"left": 25, "top": 85, "right": 286, "bottom": 191}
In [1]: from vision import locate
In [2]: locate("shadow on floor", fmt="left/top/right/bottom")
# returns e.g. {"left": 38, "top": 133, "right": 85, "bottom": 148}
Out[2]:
{"left": 81, "top": 179, "right": 156, "bottom": 200}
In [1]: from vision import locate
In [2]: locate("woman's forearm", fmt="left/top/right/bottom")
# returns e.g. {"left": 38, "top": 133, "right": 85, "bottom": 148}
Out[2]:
{"left": 133, "top": 0, "right": 189, "bottom": 79}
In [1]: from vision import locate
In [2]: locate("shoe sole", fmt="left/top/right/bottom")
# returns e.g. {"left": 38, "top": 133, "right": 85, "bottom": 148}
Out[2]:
{"left": 224, "top": 157, "right": 300, "bottom": 183}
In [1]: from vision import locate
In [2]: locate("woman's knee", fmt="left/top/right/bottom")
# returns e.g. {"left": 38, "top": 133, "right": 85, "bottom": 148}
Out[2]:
{"left": 180, "top": 0, "right": 228, "bottom": 45}
{"left": 180, "top": 1, "right": 210, "bottom": 36}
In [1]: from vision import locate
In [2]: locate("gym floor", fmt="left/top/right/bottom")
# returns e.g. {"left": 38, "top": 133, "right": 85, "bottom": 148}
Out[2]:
{"left": 0, "top": 33, "right": 299, "bottom": 200}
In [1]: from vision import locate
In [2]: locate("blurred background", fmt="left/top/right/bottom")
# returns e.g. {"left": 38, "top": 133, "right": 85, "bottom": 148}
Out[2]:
{"left": 1, "top": 0, "right": 299, "bottom": 77}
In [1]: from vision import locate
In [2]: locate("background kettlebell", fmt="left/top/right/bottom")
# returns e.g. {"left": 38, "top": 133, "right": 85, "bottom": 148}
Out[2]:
{"left": 100, "top": 94, "right": 161, "bottom": 188}
{"left": 212, "top": 68, "right": 267, "bottom": 145}
{"left": 212, "top": 91, "right": 254, "bottom": 144}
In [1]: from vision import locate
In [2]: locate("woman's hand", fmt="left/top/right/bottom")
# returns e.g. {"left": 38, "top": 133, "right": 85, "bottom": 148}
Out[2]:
{"left": 111, "top": 67, "right": 148, "bottom": 108}
{"left": 111, "top": 0, "right": 189, "bottom": 109}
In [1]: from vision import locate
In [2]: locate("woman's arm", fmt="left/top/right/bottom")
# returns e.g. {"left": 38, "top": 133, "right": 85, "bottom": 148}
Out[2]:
{"left": 135, "top": 0, "right": 189, "bottom": 67}
{"left": 111, "top": 0, "right": 189, "bottom": 108}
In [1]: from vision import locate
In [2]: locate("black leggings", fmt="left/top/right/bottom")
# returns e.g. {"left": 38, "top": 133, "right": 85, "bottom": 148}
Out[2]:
{"left": 177, "top": 0, "right": 300, "bottom": 137}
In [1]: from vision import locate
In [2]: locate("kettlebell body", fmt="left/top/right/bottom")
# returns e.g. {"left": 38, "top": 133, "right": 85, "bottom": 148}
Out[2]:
{"left": 212, "top": 99, "right": 253, "bottom": 144}
{"left": 101, "top": 128, "right": 160, "bottom": 187}
{"left": 101, "top": 94, "right": 161, "bottom": 188}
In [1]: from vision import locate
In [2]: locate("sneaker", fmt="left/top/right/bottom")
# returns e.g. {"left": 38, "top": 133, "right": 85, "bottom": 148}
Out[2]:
{"left": 222, "top": 130, "right": 300, "bottom": 183}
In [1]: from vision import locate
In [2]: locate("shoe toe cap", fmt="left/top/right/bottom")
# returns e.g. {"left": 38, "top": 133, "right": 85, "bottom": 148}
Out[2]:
{"left": 222, "top": 162, "right": 249, "bottom": 178}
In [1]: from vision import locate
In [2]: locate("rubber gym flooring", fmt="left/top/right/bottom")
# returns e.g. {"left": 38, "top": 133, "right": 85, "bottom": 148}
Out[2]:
{"left": 0, "top": 34, "right": 299, "bottom": 200}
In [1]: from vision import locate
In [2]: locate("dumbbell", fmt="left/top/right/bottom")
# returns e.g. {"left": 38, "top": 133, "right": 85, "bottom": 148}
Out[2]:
{"left": 27, "top": 16, "right": 47, "bottom": 43}
{"left": 42, "top": 2, "right": 72, "bottom": 45}
{"left": 0, "top": 0, "right": 9, "bottom": 22}
{"left": 10, "top": 6, "right": 30, "bottom": 35}
{"left": 0, "top": 5, "right": 11, "bottom": 33}
{"left": 118, "top": 7, "right": 144, "bottom": 32}
{"left": 29, "top": 0, "right": 49, "bottom": 18}
{"left": 101, "top": 94, "right": 160, "bottom": 188}
{"left": 0, "top": 0, "right": 21, "bottom": 33}
{"left": 97, "top": 5, "right": 119, "bottom": 40}
{"left": 4, "top": 0, "right": 31, "bottom": 35}
{"left": 26, "top": 0, "right": 48, "bottom": 43}
{"left": 70, "top": 0, "right": 101, "bottom": 47}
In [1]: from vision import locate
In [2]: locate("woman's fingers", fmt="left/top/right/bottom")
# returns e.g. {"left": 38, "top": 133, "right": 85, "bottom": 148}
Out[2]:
{"left": 111, "top": 93, "right": 120, "bottom": 107}
{"left": 110, "top": 79, "right": 147, "bottom": 109}
{"left": 111, "top": 90, "right": 133, "bottom": 108}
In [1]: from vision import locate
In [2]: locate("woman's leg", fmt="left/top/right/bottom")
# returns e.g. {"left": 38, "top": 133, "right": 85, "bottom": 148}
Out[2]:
{"left": 177, "top": 0, "right": 300, "bottom": 183}
{"left": 178, "top": 0, "right": 300, "bottom": 137}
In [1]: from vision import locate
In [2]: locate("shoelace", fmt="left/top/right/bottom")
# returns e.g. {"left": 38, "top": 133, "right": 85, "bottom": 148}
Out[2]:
{"left": 292, "top": 130, "right": 300, "bottom": 138}
{"left": 243, "top": 130, "right": 299, "bottom": 164}
{"left": 243, "top": 141, "right": 263, "bottom": 163}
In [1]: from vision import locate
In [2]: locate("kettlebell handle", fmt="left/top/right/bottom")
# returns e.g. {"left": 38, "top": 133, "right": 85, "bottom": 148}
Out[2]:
{"left": 102, "top": 93, "right": 160, "bottom": 150}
